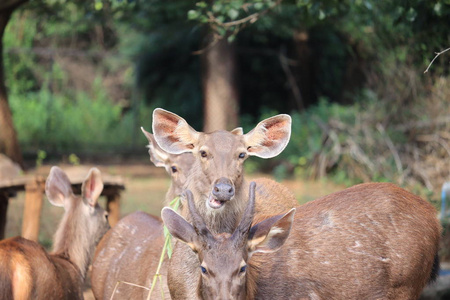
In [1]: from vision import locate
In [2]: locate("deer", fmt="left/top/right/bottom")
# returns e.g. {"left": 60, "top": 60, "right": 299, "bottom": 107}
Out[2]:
{"left": 141, "top": 127, "right": 195, "bottom": 203}
{"left": 151, "top": 108, "right": 298, "bottom": 233}
{"left": 90, "top": 128, "right": 195, "bottom": 300}
{"left": 151, "top": 108, "right": 299, "bottom": 298}
{"left": 162, "top": 182, "right": 441, "bottom": 300}
{"left": 0, "top": 166, "right": 109, "bottom": 300}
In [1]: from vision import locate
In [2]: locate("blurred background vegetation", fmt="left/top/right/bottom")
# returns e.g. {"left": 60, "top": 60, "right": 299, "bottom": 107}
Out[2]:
{"left": 1, "top": 0, "right": 449, "bottom": 200}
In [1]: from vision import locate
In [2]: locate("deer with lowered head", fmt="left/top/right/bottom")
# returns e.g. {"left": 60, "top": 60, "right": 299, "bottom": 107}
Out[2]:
{"left": 163, "top": 182, "right": 441, "bottom": 300}
{"left": 90, "top": 128, "right": 195, "bottom": 300}
{"left": 0, "top": 166, "right": 109, "bottom": 300}
{"left": 152, "top": 108, "right": 298, "bottom": 298}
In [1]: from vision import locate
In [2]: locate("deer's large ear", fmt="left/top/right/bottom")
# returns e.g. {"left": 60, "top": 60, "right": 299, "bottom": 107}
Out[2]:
{"left": 244, "top": 114, "right": 291, "bottom": 158}
{"left": 247, "top": 208, "right": 295, "bottom": 256}
{"left": 141, "top": 127, "right": 169, "bottom": 168}
{"left": 81, "top": 168, "right": 103, "bottom": 207}
{"left": 46, "top": 166, "right": 73, "bottom": 209}
{"left": 161, "top": 207, "right": 200, "bottom": 251}
{"left": 152, "top": 108, "right": 200, "bottom": 154}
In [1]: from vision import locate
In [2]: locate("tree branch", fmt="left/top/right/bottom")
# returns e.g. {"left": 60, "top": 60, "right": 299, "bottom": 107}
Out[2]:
{"left": 424, "top": 47, "right": 450, "bottom": 73}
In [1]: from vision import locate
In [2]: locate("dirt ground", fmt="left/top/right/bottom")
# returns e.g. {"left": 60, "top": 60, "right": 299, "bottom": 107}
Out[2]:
{"left": 4, "top": 159, "right": 346, "bottom": 299}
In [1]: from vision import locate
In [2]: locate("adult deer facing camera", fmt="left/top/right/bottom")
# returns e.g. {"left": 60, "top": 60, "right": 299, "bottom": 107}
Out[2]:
{"left": 152, "top": 108, "right": 297, "bottom": 234}
{"left": 0, "top": 166, "right": 110, "bottom": 300}
{"left": 163, "top": 182, "right": 441, "bottom": 300}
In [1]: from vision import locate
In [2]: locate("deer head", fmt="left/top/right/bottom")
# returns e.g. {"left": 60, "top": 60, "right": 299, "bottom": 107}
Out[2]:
{"left": 162, "top": 182, "right": 295, "bottom": 300}
{"left": 141, "top": 127, "right": 195, "bottom": 202}
{"left": 152, "top": 108, "right": 291, "bottom": 212}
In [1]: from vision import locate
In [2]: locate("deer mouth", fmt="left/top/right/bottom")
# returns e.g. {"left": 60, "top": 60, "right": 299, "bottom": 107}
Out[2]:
{"left": 208, "top": 195, "right": 226, "bottom": 209}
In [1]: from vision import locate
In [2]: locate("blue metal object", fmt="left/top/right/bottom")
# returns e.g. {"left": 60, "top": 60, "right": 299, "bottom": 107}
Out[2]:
{"left": 441, "top": 182, "right": 450, "bottom": 220}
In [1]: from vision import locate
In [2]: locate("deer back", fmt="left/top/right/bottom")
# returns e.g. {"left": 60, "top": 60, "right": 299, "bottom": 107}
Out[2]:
{"left": 92, "top": 211, "right": 168, "bottom": 300}
{"left": 250, "top": 183, "right": 441, "bottom": 299}
{"left": 0, "top": 166, "right": 109, "bottom": 300}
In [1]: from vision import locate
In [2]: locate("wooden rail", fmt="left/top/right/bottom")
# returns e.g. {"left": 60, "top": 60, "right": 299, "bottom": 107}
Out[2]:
{"left": 0, "top": 172, "right": 125, "bottom": 241}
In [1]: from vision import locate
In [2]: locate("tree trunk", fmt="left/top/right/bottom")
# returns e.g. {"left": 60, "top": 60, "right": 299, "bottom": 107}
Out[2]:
{"left": 0, "top": 7, "right": 23, "bottom": 167}
{"left": 202, "top": 37, "right": 239, "bottom": 132}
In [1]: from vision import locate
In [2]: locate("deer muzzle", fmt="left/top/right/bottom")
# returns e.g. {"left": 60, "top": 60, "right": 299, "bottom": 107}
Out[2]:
{"left": 209, "top": 178, "right": 235, "bottom": 209}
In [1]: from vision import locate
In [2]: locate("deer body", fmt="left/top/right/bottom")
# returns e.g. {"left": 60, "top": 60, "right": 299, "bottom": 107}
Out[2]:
{"left": 91, "top": 211, "right": 168, "bottom": 300}
{"left": 250, "top": 183, "right": 440, "bottom": 299}
{"left": 0, "top": 167, "right": 109, "bottom": 300}
{"left": 163, "top": 183, "right": 441, "bottom": 300}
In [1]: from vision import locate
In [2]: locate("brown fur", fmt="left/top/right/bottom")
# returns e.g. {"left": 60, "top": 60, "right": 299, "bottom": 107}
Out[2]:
{"left": 90, "top": 129, "right": 195, "bottom": 299}
{"left": 0, "top": 167, "right": 109, "bottom": 300}
{"left": 165, "top": 182, "right": 441, "bottom": 300}
{"left": 251, "top": 183, "right": 441, "bottom": 299}
{"left": 91, "top": 211, "right": 169, "bottom": 300}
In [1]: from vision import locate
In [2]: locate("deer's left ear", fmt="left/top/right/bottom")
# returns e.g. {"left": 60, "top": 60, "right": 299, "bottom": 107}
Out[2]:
{"left": 247, "top": 208, "right": 295, "bottom": 256}
{"left": 141, "top": 127, "right": 169, "bottom": 168}
{"left": 161, "top": 207, "right": 202, "bottom": 252}
{"left": 244, "top": 114, "right": 291, "bottom": 158}
{"left": 45, "top": 166, "right": 73, "bottom": 210}
{"left": 81, "top": 168, "right": 103, "bottom": 207}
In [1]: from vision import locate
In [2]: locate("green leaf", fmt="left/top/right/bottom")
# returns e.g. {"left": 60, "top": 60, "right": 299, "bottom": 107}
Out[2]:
{"left": 187, "top": 10, "right": 200, "bottom": 20}
{"left": 167, "top": 237, "right": 173, "bottom": 258}
{"left": 228, "top": 8, "right": 239, "bottom": 20}
{"left": 196, "top": 1, "right": 207, "bottom": 8}
{"left": 94, "top": 2, "right": 103, "bottom": 10}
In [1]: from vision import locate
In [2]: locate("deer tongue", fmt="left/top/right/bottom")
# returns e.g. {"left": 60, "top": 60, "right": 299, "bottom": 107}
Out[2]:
{"left": 208, "top": 194, "right": 226, "bottom": 209}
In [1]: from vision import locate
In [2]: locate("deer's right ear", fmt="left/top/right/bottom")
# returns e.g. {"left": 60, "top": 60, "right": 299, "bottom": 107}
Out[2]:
{"left": 81, "top": 168, "right": 104, "bottom": 207}
{"left": 141, "top": 127, "right": 168, "bottom": 168}
{"left": 152, "top": 108, "right": 200, "bottom": 154}
{"left": 45, "top": 166, "right": 73, "bottom": 209}
{"left": 161, "top": 207, "right": 200, "bottom": 251}
{"left": 247, "top": 208, "right": 295, "bottom": 256}
{"left": 244, "top": 114, "right": 291, "bottom": 159}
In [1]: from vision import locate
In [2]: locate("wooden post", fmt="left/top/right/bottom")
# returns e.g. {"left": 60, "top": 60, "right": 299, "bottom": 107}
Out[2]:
{"left": 0, "top": 191, "right": 8, "bottom": 240}
{"left": 22, "top": 177, "right": 45, "bottom": 241}
{"left": 106, "top": 191, "right": 120, "bottom": 227}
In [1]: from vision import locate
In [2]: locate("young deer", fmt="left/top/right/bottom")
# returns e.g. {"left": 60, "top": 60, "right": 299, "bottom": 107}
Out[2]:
{"left": 141, "top": 127, "right": 195, "bottom": 203}
{"left": 0, "top": 166, "right": 109, "bottom": 300}
{"left": 163, "top": 182, "right": 441, "bottom": 300}
{"left": 152, "top": 108, "right": 298, "bottom": 298}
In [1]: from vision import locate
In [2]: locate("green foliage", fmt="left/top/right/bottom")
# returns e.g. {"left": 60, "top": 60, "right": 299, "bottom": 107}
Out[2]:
{"left": 9, "top": 85, "right": 151, "bottom": 155}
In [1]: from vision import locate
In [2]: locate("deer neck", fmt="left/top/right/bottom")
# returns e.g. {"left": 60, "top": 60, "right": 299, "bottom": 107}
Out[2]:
{"left": 51, "top": 205, "right": 92, "bottom": 279}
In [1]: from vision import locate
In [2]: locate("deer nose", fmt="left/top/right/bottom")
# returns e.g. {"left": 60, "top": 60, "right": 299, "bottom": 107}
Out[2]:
{"left": 212, "top": 178, "right": 235, "bottom": 201}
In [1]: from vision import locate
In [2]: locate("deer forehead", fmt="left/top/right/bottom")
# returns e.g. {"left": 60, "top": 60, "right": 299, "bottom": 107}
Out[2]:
{"left": 199, "top": 131, "right": 246, "bottom": 155}
{"left": 202, "top": 235, "right": 246, "bottom": 263}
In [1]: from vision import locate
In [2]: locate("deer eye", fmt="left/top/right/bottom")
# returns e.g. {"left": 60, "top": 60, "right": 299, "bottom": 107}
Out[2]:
{"left": 200, "top": 151, "right": 207, "bottom": 158}
{"left": 238, "top": 152, "right": 246, "bottom": 159}
{"left": 201, "top": 266, "right": 208, "bottom": 274}
{"left": 171, "top": 166, "right": 177, "bottom": 173}
{"left": 239, "top": 265, "right": 247, "bottom": 273}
